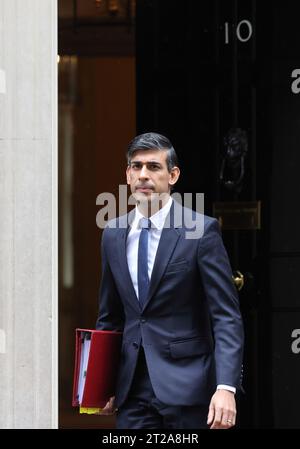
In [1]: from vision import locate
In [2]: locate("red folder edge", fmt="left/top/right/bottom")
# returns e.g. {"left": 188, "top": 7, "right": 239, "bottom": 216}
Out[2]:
{"left": 72, "top": 329, "right": 122, "bottom": 408}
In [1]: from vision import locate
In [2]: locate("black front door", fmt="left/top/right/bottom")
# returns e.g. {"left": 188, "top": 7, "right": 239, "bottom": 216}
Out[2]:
{"left": 136, "top": 0, "right": 300, "bottom": 428}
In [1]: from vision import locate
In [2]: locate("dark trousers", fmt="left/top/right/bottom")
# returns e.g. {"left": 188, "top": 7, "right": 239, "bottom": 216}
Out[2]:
{"left": 116, "top": 346, "right": 209, "bottom": 429}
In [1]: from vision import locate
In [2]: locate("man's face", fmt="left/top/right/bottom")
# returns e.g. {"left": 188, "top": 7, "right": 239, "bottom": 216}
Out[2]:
{"left": 126, "top": 149, "right": 180, "bottom": 203}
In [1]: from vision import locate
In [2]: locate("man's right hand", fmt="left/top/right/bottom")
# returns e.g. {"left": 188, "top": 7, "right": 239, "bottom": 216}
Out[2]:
{"left": 99, "top": 396, "right": 117, "bottom": 415}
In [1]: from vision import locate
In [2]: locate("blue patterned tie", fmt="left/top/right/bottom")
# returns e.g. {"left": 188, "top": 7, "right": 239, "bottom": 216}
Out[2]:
{"left": 138, "top": 217, "right": 151, "bottom": 308}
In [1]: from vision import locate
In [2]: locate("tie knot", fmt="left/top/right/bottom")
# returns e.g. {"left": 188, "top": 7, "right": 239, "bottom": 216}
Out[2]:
{"left": 139, "top": 217, "right": 151, "bottom": 229}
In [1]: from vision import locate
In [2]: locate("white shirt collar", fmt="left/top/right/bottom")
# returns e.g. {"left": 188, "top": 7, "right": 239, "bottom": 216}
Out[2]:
{"left": 132, "top": 196, "right": 173, "bottom": 230}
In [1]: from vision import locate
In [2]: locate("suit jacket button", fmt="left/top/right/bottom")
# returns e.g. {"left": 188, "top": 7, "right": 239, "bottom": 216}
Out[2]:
{"left": 132, "top": 342, "right": 139, "bottom": 349}
{"left": 140, "top": 318, "right": 146, "bottom": 323}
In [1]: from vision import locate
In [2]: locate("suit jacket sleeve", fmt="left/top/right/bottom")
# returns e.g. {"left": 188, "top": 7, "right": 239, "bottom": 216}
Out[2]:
{"left": 95, "top": 228, "right": 125, "bottom": 332}
{"left": 197, "top": 218, "right": 244, "bottom": 390}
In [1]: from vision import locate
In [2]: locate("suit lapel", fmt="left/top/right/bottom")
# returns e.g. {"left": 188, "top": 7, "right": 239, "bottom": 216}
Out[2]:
{"left": 142, "top": 201, "right": 182, "bottom": 311}
{"left": 143, "top": 228, "right": 180, "bottom": 310}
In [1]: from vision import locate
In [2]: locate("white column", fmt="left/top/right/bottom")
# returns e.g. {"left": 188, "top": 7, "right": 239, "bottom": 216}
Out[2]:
{"left": 0, "top": 0, "right": 57, "bottom": 428}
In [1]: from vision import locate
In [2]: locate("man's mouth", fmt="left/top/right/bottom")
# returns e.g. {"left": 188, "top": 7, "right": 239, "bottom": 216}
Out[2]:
{"left": 136, "top": 186, "right": 154, "bottom": 192}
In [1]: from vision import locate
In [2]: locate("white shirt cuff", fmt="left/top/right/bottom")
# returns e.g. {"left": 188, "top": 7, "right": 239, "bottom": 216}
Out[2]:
{"left": 217, "top": 384, "right": 236, "bottom": 394}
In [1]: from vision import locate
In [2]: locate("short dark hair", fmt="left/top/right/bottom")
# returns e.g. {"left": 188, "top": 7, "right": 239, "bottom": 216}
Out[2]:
{"left": 127, "top": 132, "right": 179, "bottom": 172}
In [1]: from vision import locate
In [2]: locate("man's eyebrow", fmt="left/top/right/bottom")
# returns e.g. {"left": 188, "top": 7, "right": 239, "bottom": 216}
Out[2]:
{"left": 131, "top": 160, "right": 162, "bottom": 165}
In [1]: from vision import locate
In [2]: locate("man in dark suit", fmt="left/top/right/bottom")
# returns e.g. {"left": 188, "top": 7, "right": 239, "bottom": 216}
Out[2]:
{"left": 96, "top": 132, "right": 244, "bottom": 429}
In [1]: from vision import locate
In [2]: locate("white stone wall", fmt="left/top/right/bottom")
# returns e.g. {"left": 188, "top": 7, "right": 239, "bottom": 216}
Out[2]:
{"left": 0, "top": 0, "right": 57, "bottom": 428}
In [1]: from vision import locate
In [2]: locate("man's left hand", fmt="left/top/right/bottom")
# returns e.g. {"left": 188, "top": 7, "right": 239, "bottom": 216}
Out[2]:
{"left": 207, "top": 390, "right": 236, "bottom": 429}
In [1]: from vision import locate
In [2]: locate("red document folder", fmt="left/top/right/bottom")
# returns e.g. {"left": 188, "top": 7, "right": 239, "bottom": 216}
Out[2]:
{"left": 72, "top": 328, "right": 123, "bottom": 408}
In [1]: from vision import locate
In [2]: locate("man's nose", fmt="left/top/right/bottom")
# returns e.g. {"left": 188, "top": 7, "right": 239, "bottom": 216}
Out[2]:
{"left": 139, "top": 164, "right": 149, "bottom": 179}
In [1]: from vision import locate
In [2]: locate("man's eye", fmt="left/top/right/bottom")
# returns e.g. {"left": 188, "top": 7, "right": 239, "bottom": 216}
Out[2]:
{"left": 130, "top": 163, "right": 160, "bottom": 170}
{"left": 148, "top": 164, "right": 160, "bottom": 170}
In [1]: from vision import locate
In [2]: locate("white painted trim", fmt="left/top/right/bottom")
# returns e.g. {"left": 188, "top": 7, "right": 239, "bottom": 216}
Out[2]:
{"left": 0, "top": 68, "right": 6, "bottom": 93}
{"left": 51, "top": 0, "right": 58, "bottom": 429}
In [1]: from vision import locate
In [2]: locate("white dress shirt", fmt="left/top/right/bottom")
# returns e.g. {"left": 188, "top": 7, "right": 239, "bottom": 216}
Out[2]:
{"left": 126, "top": 196, "right": 236, "bottom": 395}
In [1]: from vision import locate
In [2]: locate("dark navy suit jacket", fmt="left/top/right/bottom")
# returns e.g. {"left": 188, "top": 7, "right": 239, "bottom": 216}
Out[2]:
{"left": 96, "top": 200, "right": 244, "bottom": 408}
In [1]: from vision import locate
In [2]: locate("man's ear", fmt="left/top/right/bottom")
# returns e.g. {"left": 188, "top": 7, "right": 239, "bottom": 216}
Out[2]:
{"left": 169, "top": 166, "right": 180, "bottom": 186}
